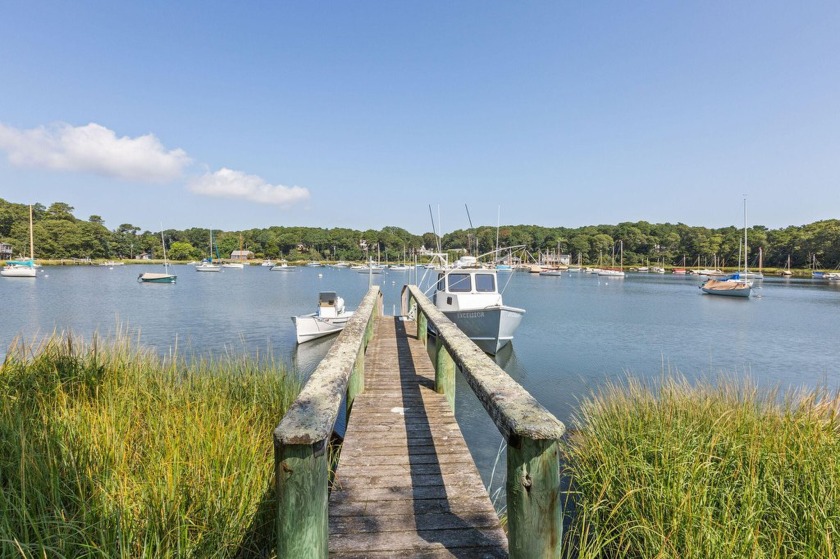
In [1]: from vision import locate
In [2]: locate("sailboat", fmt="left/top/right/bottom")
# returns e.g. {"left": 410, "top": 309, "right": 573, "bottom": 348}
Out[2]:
{"left": 1, "top": 204, "right": 38, "bottom": 278}
{"left": 700, "top": 200, "right": 752, "bottom": 297}
{"left": 196, "top": 230, "right": 222, "bottom": 272}
{"left": 223, "top": 233, "right": 246, "bottom": 268}
{"left": 780, "top": 255, "right": 793, "bottom": 277}
{"left": 138, "top": 229, "right": 177, "bottom": 283}
{"left": 598, "top": 240, "right": 625, "bottom": 277}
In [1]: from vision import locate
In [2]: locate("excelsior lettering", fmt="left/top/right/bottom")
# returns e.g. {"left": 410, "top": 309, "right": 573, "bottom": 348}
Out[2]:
{"left": 457, "top": 312, "right": 484, "bottom": 319}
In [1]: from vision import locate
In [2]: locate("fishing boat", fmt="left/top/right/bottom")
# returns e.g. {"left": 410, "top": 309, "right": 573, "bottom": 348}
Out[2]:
{"left": 432, "top": 264, "right": 525, "bottom": 355}
{"left": 138, "top": 230, "right": 177, "bottom": 284}
{"left": 700, "top": 200, "right": 752, "bottom": 298}
{"left": 1, "top": 205, "right": 37, "bottom": 278}
{"left": 292, "top": 291, "right": 355, "bottom": 343}
{"left": 196, "top": 230, "right": 221, "bottom": 272}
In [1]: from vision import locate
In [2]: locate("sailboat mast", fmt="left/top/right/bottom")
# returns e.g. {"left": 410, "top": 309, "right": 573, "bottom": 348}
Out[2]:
{"left": 29, "top": 204, "right": 34, "bottom": 259}
{"left": 743, "top": 197, "right": 748, "bottom": 275}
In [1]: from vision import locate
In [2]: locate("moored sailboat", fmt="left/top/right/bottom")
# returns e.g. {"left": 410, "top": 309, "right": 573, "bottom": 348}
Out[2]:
{"left": 700, "top": 200, "right": 752, "bottom": 298}
{"left": 196, "top": 230, "right": 222, "bottom": 272}
{"left": 1, "top": 205, "right": 37, "bottom": 278}
{"left": 138, "top": 229, "right": 177, "bottom": 284}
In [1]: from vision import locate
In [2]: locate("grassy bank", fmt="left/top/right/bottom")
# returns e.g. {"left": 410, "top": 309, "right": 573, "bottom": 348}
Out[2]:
{"left": 0, "top": 332, "right": 300, "bottom": 558}
{"left": 561, "top": 376, "right": 840, "bottom": 558}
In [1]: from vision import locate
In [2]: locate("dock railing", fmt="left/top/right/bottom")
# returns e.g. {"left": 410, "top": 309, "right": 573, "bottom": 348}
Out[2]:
{"left": 273, "top": 286, "right": 382, "bottom": 558}
{"left": 402, "top": 284, "right": 567, "bottom": 558}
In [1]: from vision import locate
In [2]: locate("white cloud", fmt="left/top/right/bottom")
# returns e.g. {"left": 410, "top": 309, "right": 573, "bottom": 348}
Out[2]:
{"left": 188, "top": 168, "right": 310, "bottom": 207}
{"left": 0, "top": 122, "right": 190, "bottom": 182}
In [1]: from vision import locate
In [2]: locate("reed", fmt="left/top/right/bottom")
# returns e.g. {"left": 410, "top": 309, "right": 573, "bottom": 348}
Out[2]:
{"left": 0, "top": 331, "right": 300, "bottom": 558}
{"left": 561, "top": 375, "right": 840, "bottom": 559}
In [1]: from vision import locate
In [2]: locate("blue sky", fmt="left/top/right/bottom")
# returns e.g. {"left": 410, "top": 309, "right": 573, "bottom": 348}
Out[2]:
{"left": 1, "top": 2, "right": 838, "bottom": 234}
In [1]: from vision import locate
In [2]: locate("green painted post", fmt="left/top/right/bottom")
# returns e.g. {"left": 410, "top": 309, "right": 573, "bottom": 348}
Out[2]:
{"left": 276, "top": 441, "right": 329, "bottom": 559}
{"left": 434, "top": 337, "right": 456, "bottom": 409}
{"left": 347, "top": 343, "right": 365, "bottom": 413}
{"left": 506, "top": 437, "right": 562, "bottom": 558}
{"left": 417, "top": 310, "right": 428, "bottom": 346}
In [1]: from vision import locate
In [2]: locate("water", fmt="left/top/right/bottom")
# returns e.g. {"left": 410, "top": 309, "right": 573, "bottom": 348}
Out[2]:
{"left": 3, "top": 265, "right": 839, "bottom": 492}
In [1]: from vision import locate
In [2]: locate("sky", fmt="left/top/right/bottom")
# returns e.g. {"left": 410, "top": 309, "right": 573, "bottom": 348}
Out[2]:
{"left": 1, "top": 2, "right": 838, "bottom": 235}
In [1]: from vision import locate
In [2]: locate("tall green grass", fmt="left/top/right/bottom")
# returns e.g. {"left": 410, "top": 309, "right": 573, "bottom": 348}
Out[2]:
{"left": 562, "top": 376, "right": 840, "bottom": 558}
{"left": 0, "top": 331, "right": 300, "bottom": 558}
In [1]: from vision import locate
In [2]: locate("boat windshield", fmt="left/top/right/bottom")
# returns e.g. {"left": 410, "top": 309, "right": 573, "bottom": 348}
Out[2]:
{"left": 474, "top": 273, "right": 495, "bottom": 293}
{"left": 447, "top": 273, "right": 472, "bottom": 292}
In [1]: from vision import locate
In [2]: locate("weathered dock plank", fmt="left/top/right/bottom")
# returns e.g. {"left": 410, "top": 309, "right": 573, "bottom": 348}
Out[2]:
{"left": 329, "top": 317, "right": 508, "bottom": 558}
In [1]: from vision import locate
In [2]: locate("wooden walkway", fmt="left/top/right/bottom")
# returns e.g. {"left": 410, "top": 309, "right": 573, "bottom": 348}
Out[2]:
{"left": 329, "top": 317, "right": 508, "bottom": 558}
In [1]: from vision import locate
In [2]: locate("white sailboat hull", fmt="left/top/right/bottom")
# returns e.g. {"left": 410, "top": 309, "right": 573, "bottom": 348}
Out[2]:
{"left": 1, "top": 265, "right": 37, "bottom": 277}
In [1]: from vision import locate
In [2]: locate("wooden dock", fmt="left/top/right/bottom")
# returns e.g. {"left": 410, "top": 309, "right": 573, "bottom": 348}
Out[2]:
{"left": 329, "top": 317, "right": 508, "bottom": 558}
{"left": 274, "top": 286, "right": 564, "bottom": 558}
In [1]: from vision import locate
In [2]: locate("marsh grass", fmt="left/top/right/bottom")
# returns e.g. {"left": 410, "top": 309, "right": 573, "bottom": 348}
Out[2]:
{"left": 0, "top": 331, "right": 300, "bottom": 558}
{"left": 561, "top": 376, "right": 840, "bottom": 558}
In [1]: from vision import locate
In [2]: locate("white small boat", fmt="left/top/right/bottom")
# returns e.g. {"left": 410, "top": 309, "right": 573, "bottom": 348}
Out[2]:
{"left": 100, "top": 261, "right": 125, "bottom": 267}
{"left": 261, "top": 259, "right": 275, "bottom": 267}
{"left": 222, "top": 262, "right": 245, "bottom": 269}
{"left": 196, "top": 261, "right": 222, "bottom": 272}
{"left": 271, "top": 260, "right": 297, "bottom": 271}
{"left": 1, "top": 260, "right": 37, "bottom": 277}
{"left": 292, "top": 291, "right": 355, "bottom": 343}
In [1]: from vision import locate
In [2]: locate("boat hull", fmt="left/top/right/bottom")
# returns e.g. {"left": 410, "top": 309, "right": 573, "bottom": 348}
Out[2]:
{"left": 292, "top": 312, "right": 354, "bottom": 343}
{"left": 138, "top": 273, "right": 177, "bottom": 284}
{"left": 441, "top": 305, "right": 525, "bottom": 355}
{"left": 700, "top": 279, "right": 751, "bottom": 297}
{"left": 196, "top": 264, "right": 221, "bottom": 272}
{"left": 1, "top": 265, "right": 37, "bottom": 277}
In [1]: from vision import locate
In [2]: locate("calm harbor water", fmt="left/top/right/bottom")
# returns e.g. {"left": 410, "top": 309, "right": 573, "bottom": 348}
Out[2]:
{"left": 3, "top": 264, "right": 839, "bottom": 490}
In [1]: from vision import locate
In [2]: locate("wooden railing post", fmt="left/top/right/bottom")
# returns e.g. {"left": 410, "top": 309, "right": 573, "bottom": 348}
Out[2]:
{"left": 417, "top": 310, "right": 428, "bottom": 346}
{"left": 506, "top": 437, "right": 562, "bottom": 558}
{"left": 347, "top": 343, "right": 364, "bottom": 413}
{"left": 275, "top": 441, "right": 329, "bottom": 558}
{"left": 434, "top": 336, "right": 456, "bottom": 409}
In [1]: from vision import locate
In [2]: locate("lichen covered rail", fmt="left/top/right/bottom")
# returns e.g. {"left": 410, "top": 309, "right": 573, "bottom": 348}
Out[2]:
{"left": 274, "top": 286, "right": 381, "bottom": 558}
{"left": 402, "top": 284, "right": 566, "bottom": 558}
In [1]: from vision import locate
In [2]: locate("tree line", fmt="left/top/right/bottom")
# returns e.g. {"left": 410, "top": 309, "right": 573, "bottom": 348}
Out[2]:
{"left": 1, "top": 198, "right": 838, "bottom": 269}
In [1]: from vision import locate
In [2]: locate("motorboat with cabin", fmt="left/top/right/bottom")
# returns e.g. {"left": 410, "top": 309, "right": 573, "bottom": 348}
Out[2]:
{"left": 292, "top": 291, "right": 355, "bottom": 343}
{"left": 432, "top": 263, "right": 525, "bottom": 355}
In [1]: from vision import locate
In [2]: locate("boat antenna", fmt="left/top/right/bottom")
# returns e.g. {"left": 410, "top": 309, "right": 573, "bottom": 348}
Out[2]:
{"left": 437, "top": 204, "right": 442, "bottom": 253}
{"left": 465, "top": 204, "right": 475, "bottom": 255}
{"left": 495, "top": 205, "right": 500, "bottom": 254}
{"left": 428, "top": 204, "right": 438, "bottom": 252}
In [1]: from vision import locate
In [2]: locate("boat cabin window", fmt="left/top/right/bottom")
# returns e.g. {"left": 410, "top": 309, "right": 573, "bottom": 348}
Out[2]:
{"left": 447, "top": 273, "right": 472, "bottom": 292}
{"left": 474, "top": 273, "right": 496, "bottom": 293}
